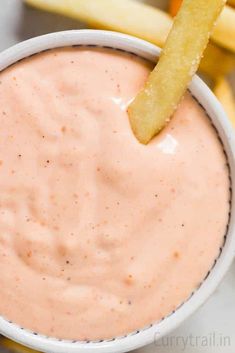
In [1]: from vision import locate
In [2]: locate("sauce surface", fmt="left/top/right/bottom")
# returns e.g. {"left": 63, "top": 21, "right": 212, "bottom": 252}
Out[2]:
{"left": 0, "top": 47, "right": 230, "bottom": 340}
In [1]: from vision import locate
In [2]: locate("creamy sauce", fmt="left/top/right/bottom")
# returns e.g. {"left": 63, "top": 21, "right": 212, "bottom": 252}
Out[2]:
{"left": 0, "top": 47, "right": 230, "bottom": 340}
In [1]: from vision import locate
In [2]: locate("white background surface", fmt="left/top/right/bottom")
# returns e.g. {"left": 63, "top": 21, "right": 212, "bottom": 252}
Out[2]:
{"left": 0, "top": 1, "right": 235, "bottom": 352}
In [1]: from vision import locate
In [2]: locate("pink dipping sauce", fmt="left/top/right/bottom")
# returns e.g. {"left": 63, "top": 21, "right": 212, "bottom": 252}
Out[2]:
{"left": 0, "top": 47, "right": 230, "bottom": 340}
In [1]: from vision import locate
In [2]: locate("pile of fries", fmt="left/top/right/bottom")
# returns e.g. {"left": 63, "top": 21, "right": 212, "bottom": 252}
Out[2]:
{"left": 25, "top": 0, "right": 235, "bottom": 136}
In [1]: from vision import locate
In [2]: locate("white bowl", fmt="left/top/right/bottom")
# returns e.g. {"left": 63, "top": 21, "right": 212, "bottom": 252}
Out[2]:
{"left": 0, "top": 29, "right": 235, "bottom": 353}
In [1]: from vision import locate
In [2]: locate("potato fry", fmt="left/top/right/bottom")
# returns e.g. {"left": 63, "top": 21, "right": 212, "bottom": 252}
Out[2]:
{"left": 169, "top": 0, "right": 235, "bottom": 78}
{"left": 169, "top": 0, "right": 235, "bottom": 53}
{"left": 214, "top": 76, "right": 235, "bottom": 127}
{"left": 128, "top": 0, "right": 226, "bottom": 144}
{"left": 200, "top": 43, "right": 235, "bottom": 80}
{"left": 25, "top": 0, "right": 172, "bottom": 48}
{"left": 0, "top": 338, "right": 39, "bottom": 353}
{"left": 212, "top": 5, "right": 235, "bottom": 53}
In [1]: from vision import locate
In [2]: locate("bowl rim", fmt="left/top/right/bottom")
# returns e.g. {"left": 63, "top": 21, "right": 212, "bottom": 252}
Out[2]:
{"left": 0, "top": 29, "right": 235, "bottom": 353}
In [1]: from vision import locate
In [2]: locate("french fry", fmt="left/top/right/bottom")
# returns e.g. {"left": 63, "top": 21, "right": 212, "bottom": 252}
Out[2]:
{"left": 0, "top": 338, "right": 39, "bottom": 353}
{"left": 128, "top": 0, "right": 226, "bottom": 144}
{"left": 169, "top": 0, "right": 235, "bottom": 78}
{"left": 200, "top": 43, "right": 235, "bottom": 80}
{"left": 214, "top": 76, "right": 235, "bottom": 127}
{"left": 25, "top": 0, "right": 172, "bottom": 48}
{"left": 212, "top": 5, "right": 235, "bottom": 53}
{"left": 169, "top": 0, "right": 235, "bottom": 53}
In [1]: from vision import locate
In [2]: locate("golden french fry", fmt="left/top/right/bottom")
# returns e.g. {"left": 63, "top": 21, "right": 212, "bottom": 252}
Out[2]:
{"left": 169, "top": 0, "right": 235, "bottom": 54}
{"left": 200, "top": 43, "right": 235, "bottom": 80}
{"left": 214, "top": 76, "right": 235, "bottom": 127}
{"left": 0, "top": 338, "right": 39, "bottom": 353}
{"left": 212, "top": 5, "right": 235, "bottom": 53}
{"left": 25, "top": 0, "right": 172, "bottom": 48}
{"left": 128, "top": 0, "right": 226, "bottom": 144}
